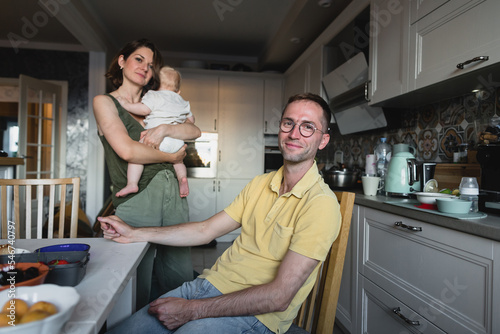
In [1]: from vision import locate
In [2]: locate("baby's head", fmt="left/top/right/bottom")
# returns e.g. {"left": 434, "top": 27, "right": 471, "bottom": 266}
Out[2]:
{"left": 159, "top": 66, "right": 181, "bottom": 93}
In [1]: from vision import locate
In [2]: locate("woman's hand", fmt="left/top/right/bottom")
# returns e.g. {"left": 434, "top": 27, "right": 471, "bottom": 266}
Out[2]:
{"left": 141, "top": 124, "right": 170, "bottom": 149}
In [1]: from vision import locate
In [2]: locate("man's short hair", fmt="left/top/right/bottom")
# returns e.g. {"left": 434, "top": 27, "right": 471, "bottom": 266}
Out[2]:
{"left": 282, "top": 93, "right": 332, "bottom": 132}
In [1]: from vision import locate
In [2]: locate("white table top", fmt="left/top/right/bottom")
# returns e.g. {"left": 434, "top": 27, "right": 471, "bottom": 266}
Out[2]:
{"left": 9, "top": 238, "right": 149, "bottom": 334}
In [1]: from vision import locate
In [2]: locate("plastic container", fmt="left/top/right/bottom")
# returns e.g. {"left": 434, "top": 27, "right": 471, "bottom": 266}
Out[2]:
{"left": 35, "top": 244, "right": 90, "bottom": 286}
{"left": 374, "top": 138, "right": 391, "bottom": 194}
{"left": 459, "top": 177, "right": 479, "bottom": 213}
{"left": 0, "top": 244, "right": 91, "bottom": 287}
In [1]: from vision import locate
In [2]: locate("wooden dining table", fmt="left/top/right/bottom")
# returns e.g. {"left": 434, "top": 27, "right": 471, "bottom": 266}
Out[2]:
{"left": 5, "top": 237, "right": 150, "bottom": 334}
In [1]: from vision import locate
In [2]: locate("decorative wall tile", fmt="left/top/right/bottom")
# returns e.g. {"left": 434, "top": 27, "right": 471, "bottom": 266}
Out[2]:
{"left": 325, "top": 88, "right": 497, "bottom": 171}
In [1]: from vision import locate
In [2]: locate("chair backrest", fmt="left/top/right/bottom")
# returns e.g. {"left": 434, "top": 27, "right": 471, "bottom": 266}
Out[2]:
{"left": 0, "top": 177, "right": 80, "bottom": 239}
{"left": 291, "top": 191, "right": 355, "bottom": 334}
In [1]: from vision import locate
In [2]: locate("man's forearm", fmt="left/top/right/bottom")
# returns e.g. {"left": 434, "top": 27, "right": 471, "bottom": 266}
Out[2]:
{"left": 192, "top": 282, "right": 291, "bottom": 320}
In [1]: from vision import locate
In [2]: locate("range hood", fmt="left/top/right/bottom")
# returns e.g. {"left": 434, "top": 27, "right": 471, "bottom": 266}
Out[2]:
{"left": 323, "top": 53, "right": 387, "bottom": 135}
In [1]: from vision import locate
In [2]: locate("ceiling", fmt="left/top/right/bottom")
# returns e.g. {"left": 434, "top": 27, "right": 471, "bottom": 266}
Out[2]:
{"left": 1, "top": 0, "right": 351, "bottom": 72}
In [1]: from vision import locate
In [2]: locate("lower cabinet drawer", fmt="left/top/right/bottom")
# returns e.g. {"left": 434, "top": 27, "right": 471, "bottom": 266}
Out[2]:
{"left": 359, "top": 207, "right": 494, "bottom": 333}
{"left": 359, "top": 276, "right": 445, "bottom": 334}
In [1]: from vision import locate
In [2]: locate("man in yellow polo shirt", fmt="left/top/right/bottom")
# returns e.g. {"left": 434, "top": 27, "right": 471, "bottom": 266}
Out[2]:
{"left": 100, "top": 93, "right": 342, "bottom": 334}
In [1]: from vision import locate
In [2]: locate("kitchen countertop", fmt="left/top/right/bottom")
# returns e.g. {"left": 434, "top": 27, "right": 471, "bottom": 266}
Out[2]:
{"left": 352, "top": 190, "right": 500, "bottom": 242}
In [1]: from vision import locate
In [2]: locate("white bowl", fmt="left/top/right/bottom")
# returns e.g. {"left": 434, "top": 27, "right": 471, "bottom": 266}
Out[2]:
{"left": 414, "top": 192, "right": 456, "bottom": 205}
{"left": 0, "top": 284, "right": 79, "bottom": 334}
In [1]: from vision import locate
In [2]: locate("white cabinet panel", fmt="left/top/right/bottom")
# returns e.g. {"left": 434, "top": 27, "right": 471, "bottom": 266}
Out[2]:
{"left": 359, "top": 276, "right": 445, "bottom": 334}
{"left": 187, "top": 178, "right": 217, "bottom": 222}
{"left": 263, "top": 78, "right": 283, "bottom": 135}
{"left": 336, "top": 205, "right": 360, "bottom": 333}
{"left": 409, "top": 0, "right": 500, "bottom": 91}
{"left": 187, "top": 177, "right": 250, "bottom": 242}
{"left": 219, "top": 76, "right": 264, "bottom": 179}
{"left": 369, "top": 0, "right": 410, "bottom": 105}
{"left": 359, "top": 207, "right": 495, "bottom": 334}
{"left": 180, "top": 72, "right": 219, "bottom": 132}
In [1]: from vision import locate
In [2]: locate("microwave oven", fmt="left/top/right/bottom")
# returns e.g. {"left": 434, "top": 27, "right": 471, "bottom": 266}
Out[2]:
{"left": 184, "top": 132, "right": 218, "bottom": 178}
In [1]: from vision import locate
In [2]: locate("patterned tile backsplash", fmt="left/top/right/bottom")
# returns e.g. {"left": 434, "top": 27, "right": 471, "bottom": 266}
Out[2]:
{"left": 318, "top": 88, "right": 499, "bottom": 170}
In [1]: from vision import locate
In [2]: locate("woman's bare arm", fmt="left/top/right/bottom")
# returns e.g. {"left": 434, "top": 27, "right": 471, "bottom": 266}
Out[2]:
{"left": 93, "top": 94, "right": 185, "bottom": 164}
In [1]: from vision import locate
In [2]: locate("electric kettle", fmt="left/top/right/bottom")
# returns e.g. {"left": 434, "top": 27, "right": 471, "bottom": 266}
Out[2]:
{"left": 385, "top": 150, "right": 421, "bottom": 196}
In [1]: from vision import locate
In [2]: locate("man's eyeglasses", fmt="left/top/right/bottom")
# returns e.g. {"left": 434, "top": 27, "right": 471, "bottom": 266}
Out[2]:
{"left": 279, "top": 119, "right": 328, "bottom": 138}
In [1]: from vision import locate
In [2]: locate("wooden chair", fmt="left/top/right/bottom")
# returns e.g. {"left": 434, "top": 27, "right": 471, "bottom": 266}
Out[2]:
{"left": 286, "top": 191, "right": 355, "bottom": 334}
{"left": 0, "top": 177, "right": 80, "bottom": 239}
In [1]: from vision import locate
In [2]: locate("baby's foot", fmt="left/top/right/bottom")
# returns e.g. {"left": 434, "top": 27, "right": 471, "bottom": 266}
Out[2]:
{"left": 179, "top": 177, "right": 189, "bottom": 198}
{"left": 116, "top": 185, "right": 139, "bottom": 197}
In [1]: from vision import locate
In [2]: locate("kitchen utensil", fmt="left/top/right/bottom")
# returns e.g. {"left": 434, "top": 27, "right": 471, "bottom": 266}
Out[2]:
{"left": 385, "top": 150, "right": 421, "bottom": 196}
{"left": 436, "top": 198, "right": 472, "bottom": 214}
{"left": 414, "top": 192, "right": 456, "bottom": 205}
{"left": 323, "top": 168, "right": 360, "bottom": 188}
{"left": 362, "top": 176, "right": 381, "bottom": 196}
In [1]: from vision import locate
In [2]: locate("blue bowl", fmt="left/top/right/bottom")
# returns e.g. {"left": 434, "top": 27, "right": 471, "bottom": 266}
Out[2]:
{"left": 35, "top": 243, "right": 90, "bottom": 253}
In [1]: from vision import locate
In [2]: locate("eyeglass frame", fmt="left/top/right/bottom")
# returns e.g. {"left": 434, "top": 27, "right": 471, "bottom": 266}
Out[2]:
{"left": 279, "top": 118, "right": 329, "bottom": 138}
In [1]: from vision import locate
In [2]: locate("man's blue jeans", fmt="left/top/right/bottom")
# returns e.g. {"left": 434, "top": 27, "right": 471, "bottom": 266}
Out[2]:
{"left": 106, "top": 278, "right": 274, "bottom": 334}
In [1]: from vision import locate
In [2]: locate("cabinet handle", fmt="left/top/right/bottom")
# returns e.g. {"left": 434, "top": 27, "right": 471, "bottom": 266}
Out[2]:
{"left": 218, "top": 180, "right": 220, "bottom": 192}
{"left": 393, "top": 307, "right": 420, "bottom": 326}
{"left": 456, "top": 56, "right": 489, "bottom": 69}
{"left": 264, "top": 121, "right": 268, "bottom": 132}
{"left": 214, "top": 119, "right": 217, "bottom": 131}
{"left": 364, "top": 80, "right": 371, "bottom": 102}
{"left": 213, "top": 180, "right": 216, "bottom": 192}
{"left": 219, "top": 150, "right": 221, "bottom": 162}
{"left": 394, "top": 221, "right": 422, "bottom": 232}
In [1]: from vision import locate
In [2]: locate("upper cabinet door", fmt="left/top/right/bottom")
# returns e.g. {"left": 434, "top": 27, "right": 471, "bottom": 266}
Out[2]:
{"left": 369, "top": 0, "right": 410, "bottom": 105}
{"left": 179, "top": 71, "right": 219, "bottom": 132}
{"left": 408, "top": 0, "right": 500, "bottom": 91}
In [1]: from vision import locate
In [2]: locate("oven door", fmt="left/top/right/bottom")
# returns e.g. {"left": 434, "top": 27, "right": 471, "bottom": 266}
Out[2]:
{"left": 184, "top": 132, "right": 218, "bottom": 178}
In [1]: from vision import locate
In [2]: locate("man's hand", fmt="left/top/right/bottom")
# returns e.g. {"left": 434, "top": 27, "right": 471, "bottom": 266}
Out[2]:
{"left": 98, "top": 215, "right": 136, "bottom": 243}
{"left": 148, "top": 297, "right": 197, "bottom": 330}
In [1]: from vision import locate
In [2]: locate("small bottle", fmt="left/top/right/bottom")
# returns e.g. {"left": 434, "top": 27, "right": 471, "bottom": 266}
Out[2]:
{"left": 459, "top": 177, "right": 479, "bottom": 213}
{"left": 374, "top": 138, "right": 391, "bottom": 195}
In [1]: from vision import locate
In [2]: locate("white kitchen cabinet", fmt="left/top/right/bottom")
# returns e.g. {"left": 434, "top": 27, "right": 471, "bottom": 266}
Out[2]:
{"left": 179, "top": 71, "right": 219, "bottom": 132}
{"left": 358, "top": 276, "right": 445, "bottom": 333}
{"left": 408, "top": 0, "right": 500, "bottom": 91}
{"left": 357, "top": 206, "right": 500, "bottom": 333}
{"left": 263, "top": 78, "right": 283, "bottom": 135}
{"left": 187, "top": 177, "right": 250, "bottom": 242}
{"left": 284, "top": 46, "right": 325, "bottom": 99}
{"left": 336, "top": 205, "right": 360, "bottom": 333}
{"left": 218, "top": 75, "right": 264, "bottom": 179}
{"left": 368, "top": 0, "right": 410, "bottom": 105}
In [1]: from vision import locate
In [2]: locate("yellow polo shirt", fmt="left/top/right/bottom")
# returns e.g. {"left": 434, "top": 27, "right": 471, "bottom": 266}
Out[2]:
{"left": 200, "top": 162, "right": 341, "bottom": 333}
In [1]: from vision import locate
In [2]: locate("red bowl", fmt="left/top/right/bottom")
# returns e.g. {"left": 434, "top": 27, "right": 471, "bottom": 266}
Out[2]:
{"left": 0, "top": 262, "right": 49, "bottom": 291}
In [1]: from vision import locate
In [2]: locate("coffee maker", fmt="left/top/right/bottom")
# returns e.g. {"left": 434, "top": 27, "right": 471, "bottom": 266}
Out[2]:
{"left": 477, "top": 145, "right": 500, "bottom": 213}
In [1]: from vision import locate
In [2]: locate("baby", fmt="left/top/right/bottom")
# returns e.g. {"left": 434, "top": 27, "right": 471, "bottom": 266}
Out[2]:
{"left": 115, "top": 66, "right": 194, "bottom": 198}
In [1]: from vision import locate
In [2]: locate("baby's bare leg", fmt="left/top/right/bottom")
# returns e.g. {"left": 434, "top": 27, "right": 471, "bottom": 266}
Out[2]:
{"left": 174, "top": 163, "right": 189, "bottom": 197}
{"left": 116, "top": 163, "right": 144, "bottom": 197}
